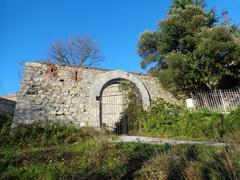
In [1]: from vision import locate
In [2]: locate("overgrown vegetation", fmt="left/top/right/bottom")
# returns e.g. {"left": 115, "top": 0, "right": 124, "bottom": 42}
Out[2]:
{"left": 0, "top": 119, "right": 104, "bottom": 148}
{"left": 136, "top": 145, "right": 240, "bottom": 180}
{"left": 126, "top": 98, "right": 240, "bottom": 141}
{"left": 1, "top": 110, "right": 240, "bottom": 179}
{"left": 118, "top": 80, "right": 144, "bottom": 133}
{"left": 137, "top": 0, "right": 240, "bottom": 96}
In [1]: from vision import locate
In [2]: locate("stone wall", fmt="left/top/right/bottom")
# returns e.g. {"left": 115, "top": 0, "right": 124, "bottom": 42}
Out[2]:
{"left": 0, "top": 97, "right": 16, "bottom": 116}
{"left": 13, "top": 62, "right": 176, "bottom": 128}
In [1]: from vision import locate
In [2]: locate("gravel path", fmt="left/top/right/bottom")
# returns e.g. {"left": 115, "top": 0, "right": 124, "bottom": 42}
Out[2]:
{"left": 114, "top": 135, "right": 227, "bottom": 147}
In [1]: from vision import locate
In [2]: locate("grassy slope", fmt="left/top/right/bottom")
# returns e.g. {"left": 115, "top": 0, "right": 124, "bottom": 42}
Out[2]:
{"left": 0, "top": 114, "right": 240, "bottom": 179}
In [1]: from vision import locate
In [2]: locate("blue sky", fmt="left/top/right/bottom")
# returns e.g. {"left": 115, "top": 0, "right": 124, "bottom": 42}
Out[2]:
{"left": 1, "top": 0, "right": 240, "bottom": 95}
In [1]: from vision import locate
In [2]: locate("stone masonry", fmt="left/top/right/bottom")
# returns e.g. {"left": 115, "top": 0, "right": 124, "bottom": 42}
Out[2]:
{"left": 13, "top": 62, "right": 176, "bottom": 128}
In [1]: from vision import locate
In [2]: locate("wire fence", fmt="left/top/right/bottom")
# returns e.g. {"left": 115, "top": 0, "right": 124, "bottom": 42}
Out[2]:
{"left": 191, "top": 88, "right": 240, "bottom": 113}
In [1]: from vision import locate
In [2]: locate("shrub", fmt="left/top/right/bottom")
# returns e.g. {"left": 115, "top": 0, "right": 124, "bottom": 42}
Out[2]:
{"left": 9, "top": 124, "right": 102, "bottom": 147}
{"left": 224, "top": 106, "right": 240, "bottom": 140}
{"left": 180, "top": 110, "right": 224, "bottom": 140}
{"left": 137, "top": 99, "right": 184, "bottom": 137}
{"left": 129, "top": 98, "right": 239, "bottom": 141}
{"left": 0, "top": 116, "right": 104, "bottom": 147}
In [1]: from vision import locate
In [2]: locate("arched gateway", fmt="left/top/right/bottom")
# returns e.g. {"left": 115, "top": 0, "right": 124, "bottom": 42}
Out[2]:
{"left": 90, "top": 70, "right": 151, "bottom": 130}
{"left": 13, "top": 62, "right": 175, "bottom": 130}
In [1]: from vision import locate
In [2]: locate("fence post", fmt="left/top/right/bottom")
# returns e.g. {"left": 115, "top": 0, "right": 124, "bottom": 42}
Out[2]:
{"left": 219, "top": 90, "right": 227, "bottom": 113}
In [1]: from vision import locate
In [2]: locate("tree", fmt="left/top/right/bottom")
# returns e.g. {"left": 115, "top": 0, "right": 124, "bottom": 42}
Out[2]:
{"left": 137, "top": 0, "right": 240, "bottom": 96}
{"left": 47, "top": 35, "right": 103, "bottom": 67}
{"left": 172, "top": 0, "right": 205, "bottom": 9}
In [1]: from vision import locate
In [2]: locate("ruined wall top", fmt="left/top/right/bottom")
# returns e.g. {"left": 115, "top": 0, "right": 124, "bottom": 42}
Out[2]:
{"left": 25, "top": 61, "right": 150, "bottom": 76}
{"left": 13, "top": 61, "right": 176, "bottom": 127}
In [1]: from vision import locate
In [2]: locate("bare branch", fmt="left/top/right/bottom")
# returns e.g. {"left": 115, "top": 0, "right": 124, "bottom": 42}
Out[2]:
{"left": 47, "top": 34, "right": 103, "bottom": 67}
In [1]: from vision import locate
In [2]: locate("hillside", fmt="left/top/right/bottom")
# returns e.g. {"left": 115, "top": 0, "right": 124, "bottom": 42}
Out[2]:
{"left": 1, "top": 113, "right": 240, "bottom": 179}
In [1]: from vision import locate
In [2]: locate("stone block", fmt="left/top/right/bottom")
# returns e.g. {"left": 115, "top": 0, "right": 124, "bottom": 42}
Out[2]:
{"left": 12, "top": 62, "right": 177, "bottom": 129}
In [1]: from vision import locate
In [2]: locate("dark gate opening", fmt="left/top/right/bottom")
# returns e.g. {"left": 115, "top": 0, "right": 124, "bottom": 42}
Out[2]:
{"left": 114, "top": 117, "right": 129, "bottom": 134}
{"left": 99, "top": 78, "right": 142, "bottom": 134}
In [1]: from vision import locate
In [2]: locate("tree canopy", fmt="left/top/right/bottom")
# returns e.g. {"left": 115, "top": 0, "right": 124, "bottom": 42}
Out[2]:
{"left": 137, "top": 0, "right": 240, "bottom": 96}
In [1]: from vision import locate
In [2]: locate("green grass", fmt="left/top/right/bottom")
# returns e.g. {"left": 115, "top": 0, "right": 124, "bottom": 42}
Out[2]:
{"left": 1, "top": 140, "right": 240, "bottom": 179}
{"left": 127, "top": 99, "right": 240, "bottom": 141}
{"left": 0, "top": 112, "right": 240, "bottom": 179}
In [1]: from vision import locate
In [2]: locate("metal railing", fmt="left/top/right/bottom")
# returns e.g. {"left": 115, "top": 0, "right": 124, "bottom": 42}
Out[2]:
{"left": 191, "top": 88, "right": 240, "bottom": 112}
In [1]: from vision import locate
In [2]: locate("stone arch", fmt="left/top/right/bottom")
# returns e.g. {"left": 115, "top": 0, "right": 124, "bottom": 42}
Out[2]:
{"left": 89, "top": 70, "right": 151, "bottom": 128}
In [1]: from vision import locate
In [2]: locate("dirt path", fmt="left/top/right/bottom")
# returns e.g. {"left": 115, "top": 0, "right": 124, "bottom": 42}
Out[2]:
{"left": 114, "top": 135, "right": 227, "bottom": 147}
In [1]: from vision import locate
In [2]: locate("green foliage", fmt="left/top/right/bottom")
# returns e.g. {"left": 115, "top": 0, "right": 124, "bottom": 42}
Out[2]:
{"left": 136, "top": 145, "right": 240, "bottom": 180}
{"left": 224, "top": 106, "right": 240, "bottom": 139}
{"left": 119, "top": 80, "right": 144, "bottom": 133}
{"left": 0, "top": 115, "right": 12, "bottom": 144}
{"left": 0, "top": 116, "right": 103, "bottom": 148}
{"left": 129, "top": 99, "right": 240, "bottom": 141}
{"left": 137, "top": 99, "right": 184, "bottom": 137}
{"left": 180, "top": 110, "right": 225, "bottom": 140}
{"left": 6, "top": 143, "right": 240, "bottom": 179}
{"left": 0, "top": 141, "right": 128, "bottom": 179}
{"left": 135, "top": 145, "right": 194, "bottom": 179}
{"left": 138, "top": 0, "right": 240, "bottom": 96}
{"left": 172, "top": 0, "right": 206, "bottom": 9}
{"left": 0, "top": 116, "right": 127, "bottom": 179}
{"left": 0, "top": 114, "right": 240, "bottom": 179}
{"left": 192, "top": 25, "right": 240, "bottom": 89}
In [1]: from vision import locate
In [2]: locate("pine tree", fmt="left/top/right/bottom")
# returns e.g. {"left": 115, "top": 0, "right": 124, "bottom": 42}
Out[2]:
{"left": 138, "top": 0, "right": 240, "bottom": 96}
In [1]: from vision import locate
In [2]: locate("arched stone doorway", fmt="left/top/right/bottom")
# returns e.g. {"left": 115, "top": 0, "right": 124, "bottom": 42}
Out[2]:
{"left": 89, "top": 70, "right": 151, "bottom": 131}
{"left": 100, "top": 78, "right": 142, "bottom": 133}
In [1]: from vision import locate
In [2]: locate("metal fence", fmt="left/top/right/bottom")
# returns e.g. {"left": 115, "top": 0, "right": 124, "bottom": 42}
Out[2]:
{"left": 191, "top": 88, "right": 240, "bottom": 112}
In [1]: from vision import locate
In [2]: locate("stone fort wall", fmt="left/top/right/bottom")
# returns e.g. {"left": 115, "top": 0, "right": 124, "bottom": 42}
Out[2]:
{"left": 13, "top": 62, "right": 176, "bottom": 128}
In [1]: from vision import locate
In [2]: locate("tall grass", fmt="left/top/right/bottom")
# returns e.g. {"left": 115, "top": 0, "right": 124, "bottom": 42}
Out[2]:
{"left": 0, "top": 107, "right": 240, "bottom": 179}
{"left": 135, "top": 145, "right": 240, "bottom": 180}
{"left": 0, "top": 117, "right": 105, "bottom": 148}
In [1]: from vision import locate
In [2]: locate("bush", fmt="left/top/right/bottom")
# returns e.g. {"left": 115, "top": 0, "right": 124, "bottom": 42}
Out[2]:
{"left": 224, "top": 106, "right": 240, "bottom": 140}
{"left": 130, "top": 99, "right": 239, "bottom": 141}
{"left": 0, "top": 115, "right": 104, "bottom": 147}
{"left": 180, "top": 110, "right": 224, "bottom": 140}
{"left": 8, "top": 124, "right": 101, "bottom": 147}
{"left": 137, "top": 99, "right": 184, "bottom": 137}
